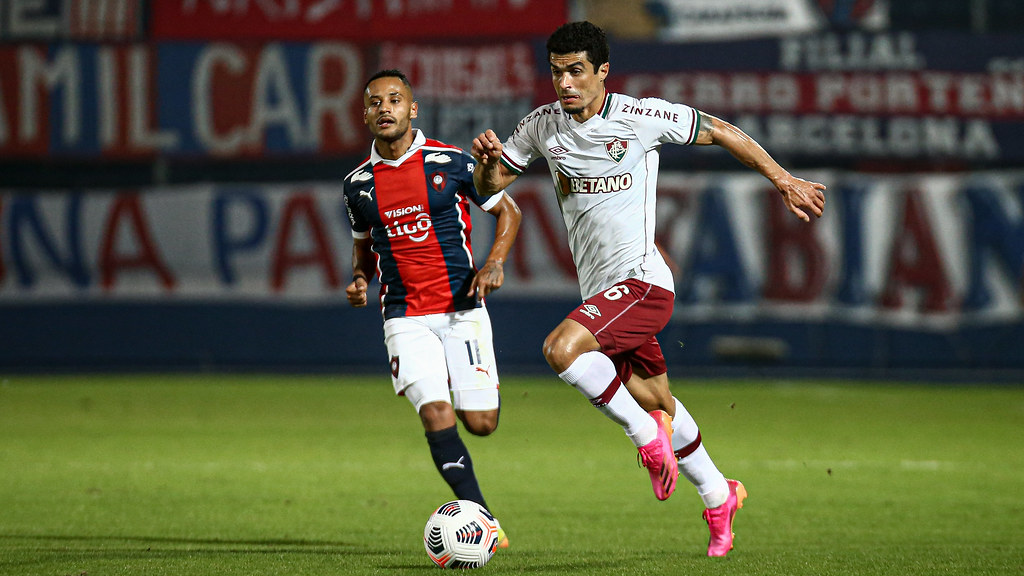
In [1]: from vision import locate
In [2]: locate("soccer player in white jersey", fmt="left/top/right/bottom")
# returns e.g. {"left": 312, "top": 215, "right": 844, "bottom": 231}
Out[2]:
{"left": 471, "top": 21, "right": 825, "bottom": 557}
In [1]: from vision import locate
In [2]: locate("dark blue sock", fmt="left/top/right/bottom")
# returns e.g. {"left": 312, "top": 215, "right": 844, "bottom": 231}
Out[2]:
{"left": 425, "top": 425, "right": 489, "bottom": 511}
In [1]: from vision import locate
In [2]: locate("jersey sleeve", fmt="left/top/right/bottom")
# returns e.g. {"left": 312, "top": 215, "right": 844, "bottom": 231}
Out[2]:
{"left": 460, "top": 151, "right": 506, "bottom": 211}
{"left": 500, "top": 110, "right": 544, "bottom": 176}
{"left": 635, "top": 97, "right": 701, "bottom": 148}
{"left": 342, "top": 181, "right": 370, "bottom": 239}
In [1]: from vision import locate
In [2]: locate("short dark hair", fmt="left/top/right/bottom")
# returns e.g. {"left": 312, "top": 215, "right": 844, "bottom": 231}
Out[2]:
{"left": 546, "top": 21, "right": 609, "bottom": 72}
{"left": 365, "top": 69, "right": 413, "bottom": 94}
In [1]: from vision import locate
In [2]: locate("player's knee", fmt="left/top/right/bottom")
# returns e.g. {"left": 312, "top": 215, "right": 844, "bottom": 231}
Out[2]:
{"left": 544, "top": 333, "right": 590, "bottom": 374}
{"left": 460, "top": 410, "right": 499, "bottom": 436}
{"left": 544, "top": 320, "right": 599, "bottom": 374}
{"left": 542, "top": 333, "right": 569, "bottom": 372}
{"left": 419, "top": 400, "right": 457, "bottom": 432}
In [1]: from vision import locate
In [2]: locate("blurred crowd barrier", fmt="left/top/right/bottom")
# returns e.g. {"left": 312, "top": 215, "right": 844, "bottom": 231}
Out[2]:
{"left": 2, "top": 171, "right": 1022, "bottom": 376}
{"left": 0, "top": 1, "right": 1022, "bottom": 177}
{"left": 2, "top": 0, "right": 1022, "bottom": 377}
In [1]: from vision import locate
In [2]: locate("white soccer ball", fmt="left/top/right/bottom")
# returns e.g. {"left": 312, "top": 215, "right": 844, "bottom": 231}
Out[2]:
{"left": 423, "top": 500, "right": 501, "bottom": 569}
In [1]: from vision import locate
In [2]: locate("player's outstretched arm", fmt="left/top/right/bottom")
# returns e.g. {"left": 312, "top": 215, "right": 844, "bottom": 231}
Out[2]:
{"left": 695, "top": 111, "right": 826, "bottom": 222}
{"left": 346, "top": 237, "right": 374, "bottom": 308}
{"left": 468, "top": 194, "right": 522, "bottom": 299}
{"left": 471, "top": 129, "right": 519, "bottom": 197}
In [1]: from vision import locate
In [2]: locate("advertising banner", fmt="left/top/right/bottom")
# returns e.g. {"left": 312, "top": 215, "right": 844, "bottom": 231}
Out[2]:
{"left": 378, "top": 41, "right": 537, "bottom": 152}
{"left": 0, "top": 0, "right": 142, "bottom": 41}
{"left": 150, "top": 0, "right": 566, "bottom": 41}
{"left": 653, "top": 0, "right": 824, "bottom": 42}
{"left": 0, "top": 39, "right": 536, "bottom": 159}
{"left": 5, "top": 32, "right": 1020, "bottom": 165}
{"left": 607, "top": 31, "right": 1024, "bottom": 168}
{"left": 3, "top": 172, "right": 1022, "bottom": 330}
{"left": 0, "top": 42, "right": 368, "bottom": 158}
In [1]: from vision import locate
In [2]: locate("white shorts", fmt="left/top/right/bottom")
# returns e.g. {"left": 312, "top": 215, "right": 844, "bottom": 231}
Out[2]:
{"left": 383, "top": 306, "right": 500, "bottom": 413}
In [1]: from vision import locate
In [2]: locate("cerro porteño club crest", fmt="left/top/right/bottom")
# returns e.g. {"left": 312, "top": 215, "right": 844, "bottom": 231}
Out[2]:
{"left": 430, "top": 172, "right": 447, "bottom": 192}
{"left": 605, "top": 138, "right": 627, "bottom": 163}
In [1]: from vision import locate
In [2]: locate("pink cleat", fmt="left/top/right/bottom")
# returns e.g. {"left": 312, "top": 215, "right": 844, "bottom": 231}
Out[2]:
{"left": 637, "top": 410, "right": 678, "bottom": 501}
{"left": 703, "top": 479, "right": 747, "bottom": 557}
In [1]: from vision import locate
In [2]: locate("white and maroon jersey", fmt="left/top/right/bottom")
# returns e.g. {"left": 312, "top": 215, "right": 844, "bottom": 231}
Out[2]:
{"left": 500, "top": 92, "right": 699, "bottom": 299}
{"left": 344, "top": 130, "right": 504, "bottom": 319}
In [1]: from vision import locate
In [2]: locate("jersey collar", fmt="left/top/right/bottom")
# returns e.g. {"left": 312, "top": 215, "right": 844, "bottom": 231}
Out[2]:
{"left": 369, "top": 129, "right": 426, "bottom": 166}
{"left": 565, "top": 93, "right": 614, "bottom": 130}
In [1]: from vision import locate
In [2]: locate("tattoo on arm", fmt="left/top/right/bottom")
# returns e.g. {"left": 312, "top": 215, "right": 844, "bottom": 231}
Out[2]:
{"left": 697, "top": 111, "right": 714, "bottom": 143}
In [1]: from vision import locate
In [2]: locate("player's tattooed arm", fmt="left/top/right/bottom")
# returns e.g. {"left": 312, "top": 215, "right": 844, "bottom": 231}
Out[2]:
{"left": 694, "top": 110, "right": 826, "bottom": 222}
{"left": 471, "top": 129, "right": 519, "bottom": 196}
{"left": 693, "top": 110, "right": 715, "bottom": 145}
{"left": 468, "top": 194, "right": 522, "bottom": 299}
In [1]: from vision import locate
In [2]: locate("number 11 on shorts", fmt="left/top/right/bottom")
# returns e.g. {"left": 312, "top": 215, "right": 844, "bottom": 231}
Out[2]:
{"left": 465, "top": 340, "right": 482, "bottom": 365}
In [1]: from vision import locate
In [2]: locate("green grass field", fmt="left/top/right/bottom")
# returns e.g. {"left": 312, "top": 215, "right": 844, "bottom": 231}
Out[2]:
{"left": 1, "top": 374, "right": 1021, "bottom": 575}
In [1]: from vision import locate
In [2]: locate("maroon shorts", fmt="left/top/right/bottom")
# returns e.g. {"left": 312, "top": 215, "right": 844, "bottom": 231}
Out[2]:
{"left": 566, "top": 279, "right": 673, "bottom": 383}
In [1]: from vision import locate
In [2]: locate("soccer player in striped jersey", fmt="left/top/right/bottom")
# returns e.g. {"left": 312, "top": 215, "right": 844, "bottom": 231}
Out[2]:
{"left": 344, "top": 70, "right": 521, "bottom": 548}
{"left": 472, "top": 22, "right": 825, "bottom": 557}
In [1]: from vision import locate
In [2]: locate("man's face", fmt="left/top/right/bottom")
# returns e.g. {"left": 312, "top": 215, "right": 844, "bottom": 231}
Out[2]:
{"left": 549, "top": 51, "right": 609, "bottom": 117}
{"left": 363, "top": 76, "right": 417, "bottom": 143}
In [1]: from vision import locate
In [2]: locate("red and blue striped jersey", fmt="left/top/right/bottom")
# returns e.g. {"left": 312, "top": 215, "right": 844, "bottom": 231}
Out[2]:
{"left": 343, "top": 130, "right": 503, "bottom": 319}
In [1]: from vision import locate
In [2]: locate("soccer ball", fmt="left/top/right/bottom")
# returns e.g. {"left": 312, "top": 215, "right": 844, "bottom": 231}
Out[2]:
{"left": 423, "top": 500, "right": 501, "bottom": 569}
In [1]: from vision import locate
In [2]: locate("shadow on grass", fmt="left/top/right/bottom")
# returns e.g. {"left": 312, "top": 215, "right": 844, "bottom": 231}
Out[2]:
{"left": 0, "top": 533, "right": 357, "bottom": 547}
{"left": 0, "top": 533, "right": 384, "bottom": 567}
{"left": 0, "top": 533, "right": 369, "bottom": 549}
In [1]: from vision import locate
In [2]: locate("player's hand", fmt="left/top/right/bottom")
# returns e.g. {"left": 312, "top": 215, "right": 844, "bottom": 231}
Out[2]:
{"left": 467, "top": 259, "right": 505, "bottom": 300}
{"left": 346, "top": 276, "right": 368, "bottom": 308}
{"left": 777, "top": 175, "right": 826, "bottom": 222}
{"left": 471, "top": 130, "right": 503, "bottom": 166}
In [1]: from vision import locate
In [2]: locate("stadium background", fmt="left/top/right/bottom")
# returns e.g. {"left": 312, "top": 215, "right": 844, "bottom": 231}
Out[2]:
{"left": 1, "top": 0, "right": 1022, "bottom": 381}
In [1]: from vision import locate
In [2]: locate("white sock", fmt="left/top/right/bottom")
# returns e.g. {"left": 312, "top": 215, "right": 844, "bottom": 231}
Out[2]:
{"left": 672, "top": 397, "right": 729, "bottom": 508}
{"left": 559, "top": 351, "right": 657, "bottom": 447}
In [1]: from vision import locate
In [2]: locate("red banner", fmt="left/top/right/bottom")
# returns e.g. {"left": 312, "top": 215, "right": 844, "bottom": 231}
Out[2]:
{"left": 150, "top": 0, "right": 566, "bottom": 41}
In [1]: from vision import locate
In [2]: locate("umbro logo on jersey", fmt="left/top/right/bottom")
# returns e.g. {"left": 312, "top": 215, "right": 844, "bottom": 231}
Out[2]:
{"left": 548, "top": 145, "right": 568, "bottom": 160}
{"left": 351, "top": 170, "right": 372, "bottom": 182}
{"left": 425, "top": 152, "right": 452, "bottom": 164}
{"left": 579, "top": 304, "right": 602, "bottom": 320}
{"left": 606, "top": 138, "right": 628, "bottom": 163}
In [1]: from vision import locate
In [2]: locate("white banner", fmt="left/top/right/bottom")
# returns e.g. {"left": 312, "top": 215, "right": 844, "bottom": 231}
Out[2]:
{"left": 3, "top": 172, "right": 1023, "bottom": 329}
{"left": 656, "top": 0, "right": 824, "bottom": 42}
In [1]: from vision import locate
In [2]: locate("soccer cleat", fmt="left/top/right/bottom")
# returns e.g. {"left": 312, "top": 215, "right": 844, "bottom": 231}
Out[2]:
{"left": 496, "top": 527, "right": 509, "bottom": 549}
{"left": 702, "top": 479, "right": 747, "bottom": 557}
{"left": 637, "top": 410, "right": 678, "bottom": 501}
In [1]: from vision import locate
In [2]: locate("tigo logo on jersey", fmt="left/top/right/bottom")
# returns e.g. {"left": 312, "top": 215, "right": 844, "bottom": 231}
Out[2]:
{"left": 386, "top": 212, "right": 433, "bottom": 243}
{"left": 605, "top": 138, "right": 628, "bottom": 163}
